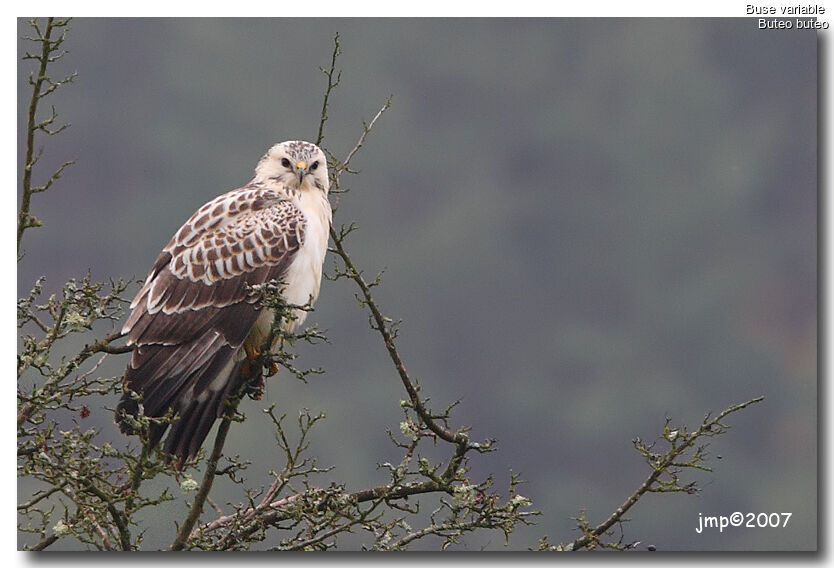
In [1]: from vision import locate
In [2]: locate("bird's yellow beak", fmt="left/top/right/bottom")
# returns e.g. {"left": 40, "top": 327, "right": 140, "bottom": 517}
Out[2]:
{"left": 296, "top": 160, "right": 307, "bottom": 184}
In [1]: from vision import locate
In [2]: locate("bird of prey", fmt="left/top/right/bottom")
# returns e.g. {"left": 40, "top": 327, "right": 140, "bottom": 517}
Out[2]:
{"left": 115, "top": 140, "right": 332, "bottom": 468}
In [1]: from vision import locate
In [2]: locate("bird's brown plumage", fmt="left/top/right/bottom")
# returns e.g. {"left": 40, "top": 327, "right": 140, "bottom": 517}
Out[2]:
{"left": 116, "top": 141, "right": 331, "bottom": 468}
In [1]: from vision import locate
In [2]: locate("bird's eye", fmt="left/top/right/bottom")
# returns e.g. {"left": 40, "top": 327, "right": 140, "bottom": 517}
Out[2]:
{"left": 310, "top": 161, "right": 319, "bottom": 171}
{"left": 281, "top": 158, "right": 291, "bottom": 168}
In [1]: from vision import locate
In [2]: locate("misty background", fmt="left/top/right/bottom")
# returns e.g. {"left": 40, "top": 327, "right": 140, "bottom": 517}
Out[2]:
{"left": 17, "top": 18, "right": 816, "bottom": 551}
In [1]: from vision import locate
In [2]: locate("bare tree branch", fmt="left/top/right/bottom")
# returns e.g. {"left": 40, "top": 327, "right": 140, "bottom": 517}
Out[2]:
{"left": 558, "top": 396, "right": 765, "bottom": 551}
{"left": 19, "top": 17, "right": 76, "bottom": 254}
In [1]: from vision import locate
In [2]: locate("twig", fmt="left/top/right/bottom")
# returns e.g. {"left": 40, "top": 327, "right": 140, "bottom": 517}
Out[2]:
{"left": 17, "top": 329, "right": 127, "bottom": 429}
{"left": 333, "top": 100, "right": 391, "bottom": 185}
{"left": 74, "top": 353, "right": 108, "bottom": 386}
{"left": 206, "top": 496, "right": 224, "bottom": 517}
{"left": 197, "top": 477, "right": 443, "bottom": 538}
{"left": 329, "top": 230, "right": 471, "bottom": 453}
{"left": 390, "top": 517, "right": 488, "bottom": 549}
{"left": 17, "top": 483, "right": 68, "bottom": 511}
{"left": 567, "top": 396, "right": 764, "bottom": 551}
{"left": 28, "top": 534, "right": 59, "bottom": 551}
{"left": 315, "top": 33, "right": 341, "bottom": 147}
{"left": 81, "top": 480, "right": 132, "bottom": 550}
{"left": 170, "top": 405, "right": 236, "bottom": 550}
{"left": 19, "top": 17, "right": 76, "bottom": 254}
{"left": 124, "top": 442, "right": 151, "bottom": 516}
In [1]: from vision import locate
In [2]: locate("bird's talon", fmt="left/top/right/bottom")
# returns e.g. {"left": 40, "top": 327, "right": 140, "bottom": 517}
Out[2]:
{"left": 245, "top": 375, "right": 265, "bottom": 400}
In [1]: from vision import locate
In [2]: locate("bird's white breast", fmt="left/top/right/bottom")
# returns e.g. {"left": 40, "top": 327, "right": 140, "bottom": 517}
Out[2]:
{"left": 271, "top": 189, "right": 331, "bottom": 333}
{"left": 285, "top": 189, "right": 331, "bottom": 321}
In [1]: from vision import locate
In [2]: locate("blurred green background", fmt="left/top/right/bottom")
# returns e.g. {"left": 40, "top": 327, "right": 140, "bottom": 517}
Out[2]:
{"left": 17, "top": 18, "right": 816, "bottom": 551}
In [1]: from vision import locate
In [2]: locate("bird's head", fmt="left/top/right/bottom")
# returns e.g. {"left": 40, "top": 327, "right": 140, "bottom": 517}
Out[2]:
{"left": 254, "top": 140, "right": 329, "bottom": 193}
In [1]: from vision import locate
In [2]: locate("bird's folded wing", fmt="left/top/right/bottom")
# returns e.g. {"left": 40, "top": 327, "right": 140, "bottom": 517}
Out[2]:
{"left": 116, "top": 188, "right": 306, "bottom": 465}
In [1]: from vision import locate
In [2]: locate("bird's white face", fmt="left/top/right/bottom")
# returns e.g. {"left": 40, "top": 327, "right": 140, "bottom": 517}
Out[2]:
{"left": 254, "top": 140, "right": 329, "bottom": 193}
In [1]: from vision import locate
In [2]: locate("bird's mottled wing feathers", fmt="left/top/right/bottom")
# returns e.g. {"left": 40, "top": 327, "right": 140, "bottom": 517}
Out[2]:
{"left": 116, "top": 187, "right": 306, "bottom": 466}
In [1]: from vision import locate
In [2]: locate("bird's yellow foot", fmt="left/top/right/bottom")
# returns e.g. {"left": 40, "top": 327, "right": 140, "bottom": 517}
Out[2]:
{"left": 242, "top": 343, "right": 265, "bottom": 399}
